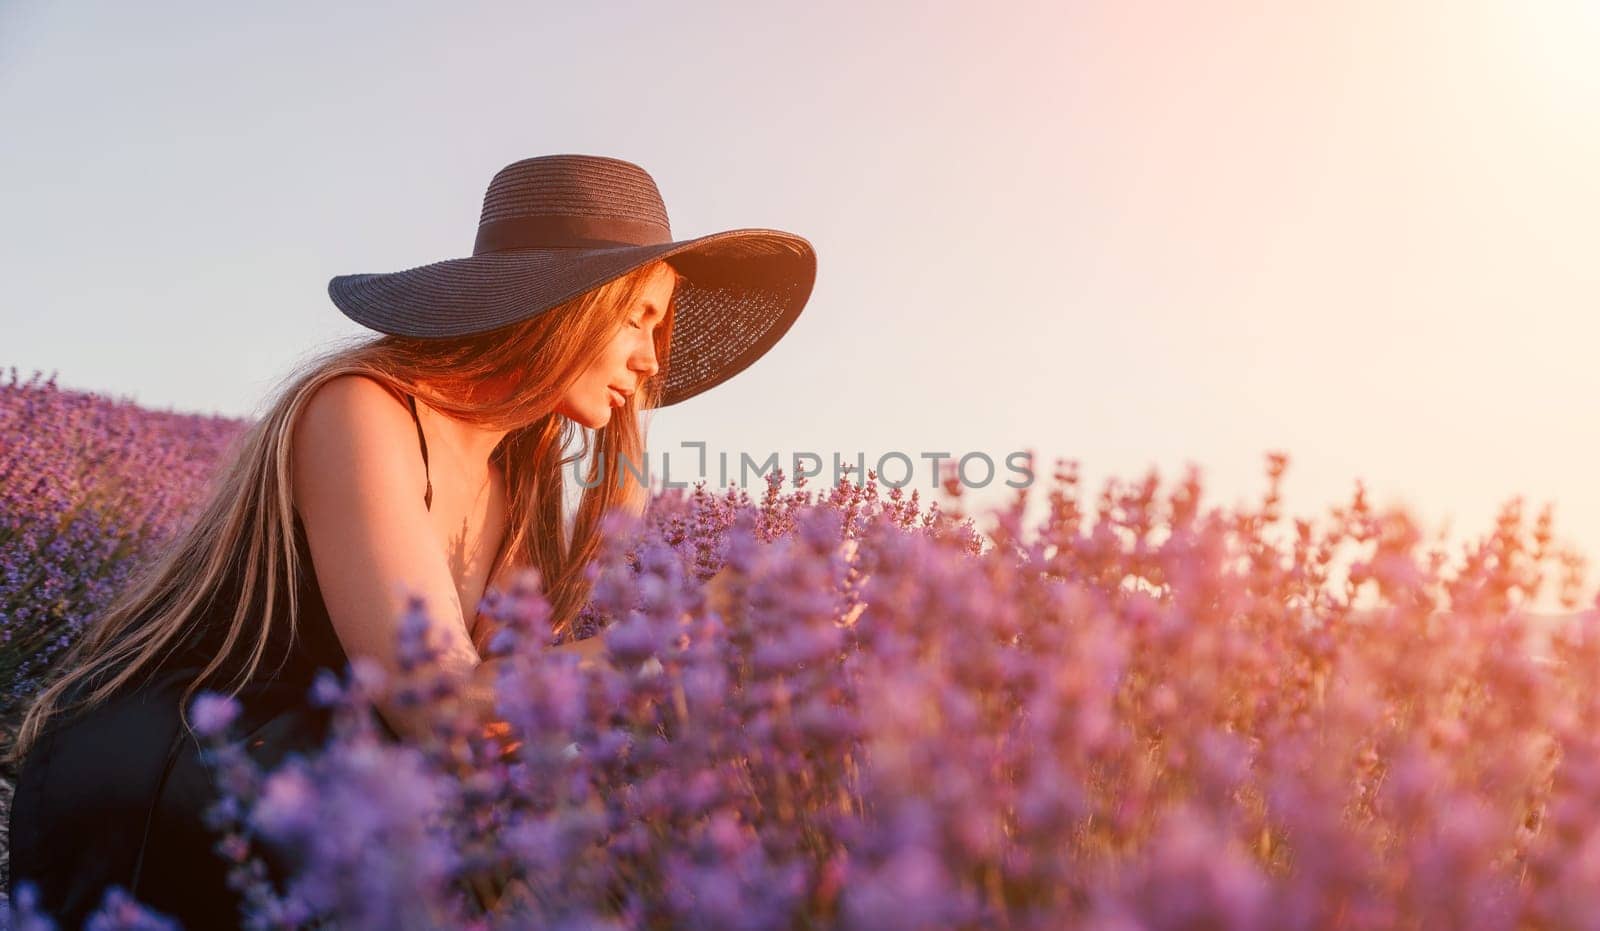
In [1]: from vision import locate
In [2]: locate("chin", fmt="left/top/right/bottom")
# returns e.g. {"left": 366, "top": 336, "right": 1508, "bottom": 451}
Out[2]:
{"left": 576, "top": 405, "right": 612, "bottom": 430}
{"left": 559, "top": 394, "right": 620, "bottom": 430}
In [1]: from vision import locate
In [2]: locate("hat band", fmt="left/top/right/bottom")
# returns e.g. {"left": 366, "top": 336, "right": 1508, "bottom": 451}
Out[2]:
{"left": 473, "top": 214, "right": 672, "bottom": 255}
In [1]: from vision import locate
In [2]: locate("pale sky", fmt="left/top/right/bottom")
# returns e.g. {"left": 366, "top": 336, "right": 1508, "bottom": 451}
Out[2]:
{"left": 4, "top": 1, "right": 1597, "bottom": 610}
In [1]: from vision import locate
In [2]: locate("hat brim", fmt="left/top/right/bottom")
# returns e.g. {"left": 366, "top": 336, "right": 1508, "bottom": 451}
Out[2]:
{"left": 327, "top": 228, "right": 816, "bottom": 408}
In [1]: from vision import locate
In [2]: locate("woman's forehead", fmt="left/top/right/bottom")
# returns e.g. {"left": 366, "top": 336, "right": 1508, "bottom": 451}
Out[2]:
{"left": 636, "top": 266, "right": 679, "bottom": 316}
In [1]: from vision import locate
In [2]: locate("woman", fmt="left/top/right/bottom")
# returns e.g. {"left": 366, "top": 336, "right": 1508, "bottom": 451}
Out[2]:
{"left": 6, "top": 153, "right": 816, "bottom": 928}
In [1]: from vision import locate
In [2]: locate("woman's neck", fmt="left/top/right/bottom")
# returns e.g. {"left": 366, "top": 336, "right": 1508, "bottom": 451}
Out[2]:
{"left": 412, "top": 396, "right": 509, "bottom": 475}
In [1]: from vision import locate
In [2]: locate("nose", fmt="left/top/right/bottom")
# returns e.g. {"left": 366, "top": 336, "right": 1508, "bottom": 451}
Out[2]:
{"left": 631, "top": 335, "right": 660, "bottom": 380}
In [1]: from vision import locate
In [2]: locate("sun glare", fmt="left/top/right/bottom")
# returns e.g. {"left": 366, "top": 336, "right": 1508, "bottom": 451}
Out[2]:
{"left": 1499, "top": 0, "right": 1600, "bottom": 107}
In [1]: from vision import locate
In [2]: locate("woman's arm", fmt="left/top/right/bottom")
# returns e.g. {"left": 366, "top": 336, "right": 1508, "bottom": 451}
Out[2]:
{"left": 292, "top": 376, "right": 491, "bottom": 743}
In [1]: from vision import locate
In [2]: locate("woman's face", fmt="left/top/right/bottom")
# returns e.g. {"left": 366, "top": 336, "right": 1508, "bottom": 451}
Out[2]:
{"left": 556, "top": 263, "right": 676, "bottom": 429}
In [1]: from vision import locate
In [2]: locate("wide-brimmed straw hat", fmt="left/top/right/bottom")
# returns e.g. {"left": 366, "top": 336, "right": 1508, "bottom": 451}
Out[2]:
{"left": 327, "top": 154, "right": 817, "bottom": 407}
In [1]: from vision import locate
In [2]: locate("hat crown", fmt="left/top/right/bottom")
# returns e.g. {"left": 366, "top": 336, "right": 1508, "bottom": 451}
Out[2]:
{"left": 473, "top": 155, "right": 672, "bottom": 254}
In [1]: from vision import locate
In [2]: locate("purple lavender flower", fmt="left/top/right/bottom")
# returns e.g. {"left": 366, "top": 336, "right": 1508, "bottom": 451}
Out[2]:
{"left": 13, "top": 383, "right": 1600, "bottom": 929}
{"left": 82, "top": 887, "right": 180, "bottom": 931}
{"left": 188, "top": 692, "right": 241, "bottom": 738}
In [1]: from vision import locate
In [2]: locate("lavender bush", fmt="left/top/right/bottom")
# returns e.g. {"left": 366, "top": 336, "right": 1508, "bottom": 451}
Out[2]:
{"left": 6, "top": 373, "right": 1600, "bottom": 929}
{"left": 0, "top": 369, "right": 248, "bottom": 743}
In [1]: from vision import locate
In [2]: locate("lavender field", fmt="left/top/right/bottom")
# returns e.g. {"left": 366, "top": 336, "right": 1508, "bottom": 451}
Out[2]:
{"left": 4, "top": 369, "right": 1600, "bottom": 929}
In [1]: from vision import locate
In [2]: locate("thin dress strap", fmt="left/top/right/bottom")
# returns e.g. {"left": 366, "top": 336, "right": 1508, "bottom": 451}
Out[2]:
{"left": 405, "top": 394, "right": 433, "bottom": 512}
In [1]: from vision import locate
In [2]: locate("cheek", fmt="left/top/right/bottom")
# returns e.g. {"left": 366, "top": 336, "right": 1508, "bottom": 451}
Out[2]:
{"left": 600, "top": 333, "right": 635, "bottom": 371}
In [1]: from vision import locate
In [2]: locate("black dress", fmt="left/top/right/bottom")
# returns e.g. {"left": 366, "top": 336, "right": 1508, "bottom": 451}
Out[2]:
{"left": 8, "top": 394, "right": 437, "bottom": 929}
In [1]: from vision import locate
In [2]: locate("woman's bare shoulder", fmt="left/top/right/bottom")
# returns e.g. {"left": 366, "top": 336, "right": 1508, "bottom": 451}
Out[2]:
{"left": 290, "top": 374, "right": 426, "bottom": 515}
{"left": 302, "top": 373, "right": 411, "bottom": 424}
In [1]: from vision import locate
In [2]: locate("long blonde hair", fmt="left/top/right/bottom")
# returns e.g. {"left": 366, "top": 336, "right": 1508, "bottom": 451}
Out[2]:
{"left": 8, "top": 260, "right": 682, "bottom": 765}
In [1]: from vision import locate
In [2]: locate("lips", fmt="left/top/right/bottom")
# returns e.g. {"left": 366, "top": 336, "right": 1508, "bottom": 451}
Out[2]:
{"left": 609, "top": 387, "right": 628, "bottom": 407}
